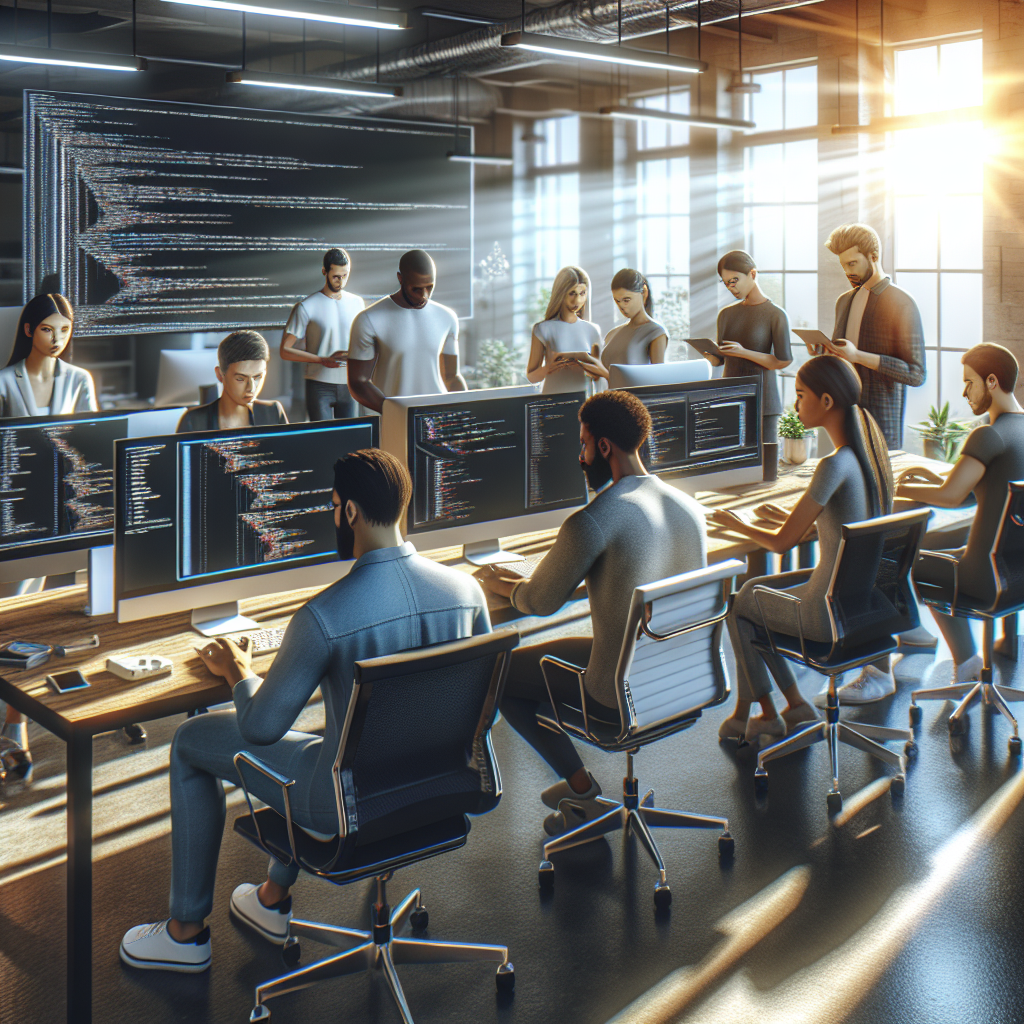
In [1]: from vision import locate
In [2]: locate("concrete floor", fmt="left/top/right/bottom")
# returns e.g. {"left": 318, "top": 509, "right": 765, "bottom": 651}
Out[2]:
{"left": 2, "top": 602, "right": 1023, "bottom": 1024}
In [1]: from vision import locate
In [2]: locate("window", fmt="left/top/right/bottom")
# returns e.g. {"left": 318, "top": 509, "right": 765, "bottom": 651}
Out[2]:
{"left": 636, "top": 90, "right": 690, "bottom": 151}
{"left": 513, "top": 116, "right": 581, "bottom": 349}
{"left": 746, "top": 64, "right": 818, "bottom": 131}
{"left": 891, "top": 39, "right": 983, "bottom": 432}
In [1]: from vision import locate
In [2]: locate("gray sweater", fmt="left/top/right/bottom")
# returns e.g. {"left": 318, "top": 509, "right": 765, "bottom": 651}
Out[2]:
{"left": 716, "top": 299, "right": 792, "bottom": 417}
{"left": 511, "top": 474, "right": 707, "bottom": 706}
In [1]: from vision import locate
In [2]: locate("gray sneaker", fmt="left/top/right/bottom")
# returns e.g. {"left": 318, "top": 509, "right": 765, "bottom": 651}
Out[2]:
{"left": 543, "top": 796, "right": 612, "bottom": 837}
{"left": 540, "top": 770, "right": 601, "bottom": 810}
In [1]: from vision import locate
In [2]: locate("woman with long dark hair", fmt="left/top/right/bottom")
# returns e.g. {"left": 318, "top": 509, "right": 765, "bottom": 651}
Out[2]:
{"left": 710, "top": 355, "right": 894, "bottom": 745}
{"left": 598, "top": 268, "right": 668, "bottom": 374}
{"left": 0, "top": 294, "right": 97, "bottom": 417}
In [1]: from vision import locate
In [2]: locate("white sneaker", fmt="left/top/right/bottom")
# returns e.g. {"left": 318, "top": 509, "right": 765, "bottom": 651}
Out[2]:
{"left": 954, "top": 654, "right": 984, "bottom": 684}
{"left": 120, "top": 920, "right": 211, "bottom": 973}
{"left": 812, "top": 676, "right": 844, "bottom": 709}
{"left": 835, "top": 665, "right": 897, "bottom": 705}
{"left": 229, "top": 883, "right": 292, "bottom": 944}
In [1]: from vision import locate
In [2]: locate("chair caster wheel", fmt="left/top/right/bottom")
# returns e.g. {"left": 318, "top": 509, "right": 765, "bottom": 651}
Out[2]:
{"left": 122, "top": 724, "right": 146, "bottom": 746}
{"left": 909, "top": 704, "right": 922, "bottom": 726}
{"left": 250, "top": 1006, "right": 271, "bottom": 1022}
{"left": 890, "top": 773, "right": 905, "bottom": 797}
{"left": 281, "top": 936, "right": 300, "bottom": 967}
{"left": 496, "top": 962, "right": 515, "bottom": 991}
{"left": 948, "top": 715, "right": 968, "bottom": 737}
{"left": 754, "top": 769, "right": 768, "bottom": 794}
{"left": 653, "top": 883, "right": 672, "bottom": 909}
{"left": 826, "top": 791, "right": 843, "bottom": 814}
{"left": 718, "top": 831, "right": 734, "bottom": 860}
{"left": 538, "top": 860, "right": 554, "bottom": 889}
{"left": 1010, "top": 736, "right": 1022, "bottom": 756}
{"left": 903, "top": 740, "right": 917, "bottom": 760}
{"left": 411, "top": 906, "right": 429, "bottom": 931}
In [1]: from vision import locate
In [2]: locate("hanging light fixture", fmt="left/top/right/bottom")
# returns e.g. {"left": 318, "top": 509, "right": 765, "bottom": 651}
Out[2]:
{"left": 447, "top": 73, "right": 513, "bottom": 167}
{"left": 600, "top": 105, "right": 755, "bottom": 132}
{"left": 162, "top": 0, "right": 406, "bottom": 30}
{"left": 0, "top": 42, "right": 142, "bottom": 72}
{"left": 226, "top": 70, "right": 400, "bottom": 97}
{"left": 501, "top": 32, "right": 705, "bottom": 74}
{"left": 724, "top": 0, "right": 761, "bottom": 94}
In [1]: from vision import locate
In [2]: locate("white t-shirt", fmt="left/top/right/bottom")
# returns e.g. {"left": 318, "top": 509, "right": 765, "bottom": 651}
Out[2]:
{"left": 533, "top": 317, "right": 602, "bottom": 394}
{"left": 284, "top": 289, "right": 365, "bottom": 384}
{"left": 348, "top": 296, "right": 459, "bottom": 398}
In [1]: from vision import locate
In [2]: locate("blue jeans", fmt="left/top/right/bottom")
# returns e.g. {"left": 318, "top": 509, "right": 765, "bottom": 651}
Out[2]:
{"left": 168, "top": 710, "right": 334, "bottom": 922}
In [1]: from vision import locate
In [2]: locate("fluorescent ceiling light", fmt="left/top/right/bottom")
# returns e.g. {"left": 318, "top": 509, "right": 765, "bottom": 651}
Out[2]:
{"left": 0, "top": 42, "right": 141, "bottom": 72}
{"left": 832, "top": 106, "right": 983, "bottom": 135}
{"left": 447, "top": 152, "right": 514, "bottom": 166}
{"left": 601, "top": 105, "right": 756, "bottom": 132}
{"left": 226, "top": 70, "right": 401, "bottom": 97}
{"left": 163, "top": 0, "right": 406, "bottom": 29}
{"left": 501, "top": 32, "right": 705, "bottom": 75}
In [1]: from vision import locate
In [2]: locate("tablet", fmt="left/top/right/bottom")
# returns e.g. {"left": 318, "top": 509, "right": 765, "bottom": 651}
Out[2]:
{"left": 793, "top": 329, "right": 834, "bottom": 354}
{"left": 685, "top": 337, "right": 725, "bottom": 364}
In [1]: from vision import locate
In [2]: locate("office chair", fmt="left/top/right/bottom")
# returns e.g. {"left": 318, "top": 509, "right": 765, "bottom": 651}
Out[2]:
{"left": 909, "top": 481, "right": 1024, "bottom": 755}
{"left": 231, "top": 627, "right": 519, "bottom": 1024}
{"left": 751, "top": 509, "right": 932, "bottom": 813}
{"left": 535, "top": 559, "right": 746, "bottom": 910}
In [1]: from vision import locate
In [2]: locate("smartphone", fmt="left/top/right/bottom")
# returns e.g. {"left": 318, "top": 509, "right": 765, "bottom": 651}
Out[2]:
{"left": 46, "top": 669, "right": 91, "bottom": 693}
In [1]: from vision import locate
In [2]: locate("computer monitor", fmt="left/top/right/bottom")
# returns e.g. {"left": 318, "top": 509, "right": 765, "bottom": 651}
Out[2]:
{"left": 0, "top": 407, "right": 185, "bottom": 611}
{"left": 607, "top": 359, "right": 711, "bottom": 389}
{"left": 381, "top": 386, "right": 589, "bottom": 565}
{"left": 620, "top": 376, "right": 762, "bottom": 494}
{"left": 114, "top": 417, "right": 379, "bottom": 635}
{"left": 154, "top": 349, "right": 220, "bottom": 407}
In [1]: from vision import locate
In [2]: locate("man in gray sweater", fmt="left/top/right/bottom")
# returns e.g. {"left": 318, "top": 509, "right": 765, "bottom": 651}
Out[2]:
{"left": 478, "top": 390, "right": 707, "bottom": 836}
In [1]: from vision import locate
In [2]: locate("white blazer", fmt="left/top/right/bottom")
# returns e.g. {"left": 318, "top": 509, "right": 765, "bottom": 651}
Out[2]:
{"left": 0, "top": 358, "right": 98, "bottom": 418}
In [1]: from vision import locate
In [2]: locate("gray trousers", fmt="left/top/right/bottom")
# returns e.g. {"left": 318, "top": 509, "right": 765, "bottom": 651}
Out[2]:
{"left": 305, "top": 379, "right": 358, "bottom": 421}
{"left": 727, "top": 570, "right": 818, "bottom": 702}
{"left": 169, "top": 710, "right": 332, "bottom": 923}
{"left": 912, "top": 547, "right": 978, "bottom": 664}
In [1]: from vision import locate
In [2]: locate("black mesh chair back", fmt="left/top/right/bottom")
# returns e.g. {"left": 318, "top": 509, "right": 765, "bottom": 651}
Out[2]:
{"left": 990, "top": 481, "right": 1024, "bottom": 615}
{"left": 336, "top": 627, "right": 519, "bottom": 847}
{"left": 827, "top": 509, "right": 932, "bottom": 653}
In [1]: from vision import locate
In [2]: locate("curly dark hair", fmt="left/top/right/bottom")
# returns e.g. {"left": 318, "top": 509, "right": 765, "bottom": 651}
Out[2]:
{"left": 579, "top": 389, "right": 652, "bottom": 453}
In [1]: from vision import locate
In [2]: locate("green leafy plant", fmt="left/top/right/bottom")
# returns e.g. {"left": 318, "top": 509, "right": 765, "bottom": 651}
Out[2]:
{"left": 908, "top": 402, "right": 972, "bottom": 462}
{"left": 778, "top": 407, "right": 810, "bottom": 439}
{"left": 466, "top": 339, "right": 524, "bottom": 389}
{"left": 527, "top": 286, "right": 552, "bottom": 325}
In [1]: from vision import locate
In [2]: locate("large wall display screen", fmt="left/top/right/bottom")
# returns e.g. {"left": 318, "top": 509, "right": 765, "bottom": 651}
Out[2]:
{"left": 24, "top": 91, "right": 473, "bottom": 336}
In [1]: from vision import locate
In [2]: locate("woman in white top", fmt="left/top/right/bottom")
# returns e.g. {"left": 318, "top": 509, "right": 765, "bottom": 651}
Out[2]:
{"left": 0, "top": 293, "right": 97, "bottom": 419}
{"left": 597, "top": 268, "right": 669, "bottom": 378}
{"left": 526, "top": 266, "right": 604, "bottom": 395}
{"left": 0, "top": 294, "right": 98, "bottom": 780}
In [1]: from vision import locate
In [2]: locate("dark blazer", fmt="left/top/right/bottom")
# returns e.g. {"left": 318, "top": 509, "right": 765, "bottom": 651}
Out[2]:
{"left": 176, "top": 398, "right": 287, "bottom": 433}
{"left": 832, "top": 276, "right": 926, "bottom": 449}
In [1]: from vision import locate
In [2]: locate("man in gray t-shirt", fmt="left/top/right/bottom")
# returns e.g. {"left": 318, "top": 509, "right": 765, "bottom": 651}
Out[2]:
{"left": 477, "top": 391, "right": 707, "bottom": 837}
{"left": 898, "top": 344, "right": 1024, "bottom": 680}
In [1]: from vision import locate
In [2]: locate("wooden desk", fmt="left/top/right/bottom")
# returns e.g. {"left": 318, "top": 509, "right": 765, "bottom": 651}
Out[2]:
{"left": 0, "top": 446, "right": 966, "bottom": 1023}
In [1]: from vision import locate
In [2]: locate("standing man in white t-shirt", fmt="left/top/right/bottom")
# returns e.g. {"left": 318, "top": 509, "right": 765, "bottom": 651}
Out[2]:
{"left": 347, "top": 249, "right": 466, "bottom": 413}
{"left": 281, "top": 247, "right": 365, "bottom": 420}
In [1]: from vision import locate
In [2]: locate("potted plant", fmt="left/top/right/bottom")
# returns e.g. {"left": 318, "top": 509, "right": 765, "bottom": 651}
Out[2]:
{"left": 779, "top": 407, "right": 811, "bottom": 465}
{"left": 908, "top": 402, "right": 972, "bottom": 462}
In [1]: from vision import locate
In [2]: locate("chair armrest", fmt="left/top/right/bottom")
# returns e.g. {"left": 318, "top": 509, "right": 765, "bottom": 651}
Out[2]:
{"left": 916, "top": 548, "right": 961, "bottom": 615}
{"left": 751, "top": 585, "right": 809, "bottom": 665}
{"left": 233, "top": 751, "right": 298, "bottom": 868}
{"left": 539, "top": 655, "right": 604, "bottom": 744}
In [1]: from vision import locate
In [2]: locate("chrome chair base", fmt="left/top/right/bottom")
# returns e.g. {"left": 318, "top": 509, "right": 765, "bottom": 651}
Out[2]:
{"left": 249, "top": 880, "right": 513, "bottom": 1024}
{"left": 910, "top": 679, "right": 1024, "bottom": 755}
{"left": 754, "top": 715, "right": 912, "bottom": 814}
{"left": 538, "top": 751, "right": 733, "bottom": 909}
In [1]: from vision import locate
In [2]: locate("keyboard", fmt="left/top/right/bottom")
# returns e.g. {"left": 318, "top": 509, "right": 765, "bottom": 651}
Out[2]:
{"left": 489, "top": 553, "right": 545, "bottom": 579}
{"left": 240, "top": 628, "right": 287, "bottom": 656}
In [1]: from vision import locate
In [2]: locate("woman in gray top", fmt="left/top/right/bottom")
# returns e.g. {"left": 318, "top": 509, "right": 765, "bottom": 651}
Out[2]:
{"left": 710, "top": 356, "right": 894, "bottom": 746}
{"left": 714, "top": 251, "right": 793, "bottom": 479}
{"left": 598, "top": 268, "right": 668, "bottom": 374}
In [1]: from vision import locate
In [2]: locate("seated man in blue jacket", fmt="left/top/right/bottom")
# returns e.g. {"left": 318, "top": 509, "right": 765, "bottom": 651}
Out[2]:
{"left": 120, "top": 449, "right": 491, "bottom": 973}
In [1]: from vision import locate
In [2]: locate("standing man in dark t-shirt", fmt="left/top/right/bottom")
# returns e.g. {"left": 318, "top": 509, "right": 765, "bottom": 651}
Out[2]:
{"left": 897, "top": 343, "right": 1024, "bottom": 683}
{"left": 815, "top": 223, "right": 926, "bottom": 450}
{"left": 715, "top": 250, "right": 793, "bottom": 480}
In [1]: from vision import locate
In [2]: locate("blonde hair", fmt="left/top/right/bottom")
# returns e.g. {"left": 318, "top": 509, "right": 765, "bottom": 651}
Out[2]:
{"left": 545, "top": 266, "right": 592, "bottom": 322}
{"left": 825, "top": 223, "right": 881, "bottom": 261}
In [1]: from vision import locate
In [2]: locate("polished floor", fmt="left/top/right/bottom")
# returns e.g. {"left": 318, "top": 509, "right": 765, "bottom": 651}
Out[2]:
{"left": 2, "top": 599, "right": 1023, "bottom": 1024}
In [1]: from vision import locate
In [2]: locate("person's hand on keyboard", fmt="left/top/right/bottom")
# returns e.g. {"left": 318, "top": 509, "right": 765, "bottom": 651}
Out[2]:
{"left": 474, "top": 564, "right": 523, "bottom": 600}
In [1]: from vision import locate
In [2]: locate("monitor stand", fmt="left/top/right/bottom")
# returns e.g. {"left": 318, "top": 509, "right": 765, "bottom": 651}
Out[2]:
{"left": 191, "top": 601, "right": 259, "bottom": 637}
{"left": 462, "top": 539, "right": 526, "bottom": 567}
{"left": 84, "top": 545, "right": 115, "bottom": 617}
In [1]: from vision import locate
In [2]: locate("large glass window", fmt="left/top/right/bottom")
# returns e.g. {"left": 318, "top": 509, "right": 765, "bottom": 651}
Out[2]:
{"left": 891, "top": 39, "right": 983, "bottom": 431}
{"left": 636, "top": 90, "right": 690, "bottom": 151}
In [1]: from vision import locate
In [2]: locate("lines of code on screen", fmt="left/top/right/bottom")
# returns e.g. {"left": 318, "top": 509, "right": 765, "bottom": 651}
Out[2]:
{"left": 409, "top": 394, "right": 586, "bottom": 531}
{"left": 0, "top": 416, "right": 124, "bottom": 554}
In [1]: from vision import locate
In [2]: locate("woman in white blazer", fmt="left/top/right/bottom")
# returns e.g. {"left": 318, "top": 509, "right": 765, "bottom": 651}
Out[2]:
{"left": 0, "top": 293, "right": 97, "bottom": 418}
{"left": 0, "top": 294, "right": 97, "bottom": 780}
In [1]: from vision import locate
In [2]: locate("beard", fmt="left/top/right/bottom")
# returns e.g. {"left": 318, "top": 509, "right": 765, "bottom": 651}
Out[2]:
{"left": 335, "top": 518, "right": 355, "bottom": 561}
{"left": 969, "top": 390, "right": 992, "bottom": 416}
{"left": 401, "top": 284, "right": 428, "bottom": 308}
{"left": 581, "top": 451, "right": 613, "bottom": 491}
{"left": 326, "top": 279, "right": 343, "bottom": 293}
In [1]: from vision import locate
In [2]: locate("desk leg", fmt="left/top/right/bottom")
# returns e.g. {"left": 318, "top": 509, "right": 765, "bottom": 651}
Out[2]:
{"left": 67, "top": 733, "right": 93, "bottom": 1024}
{"left": 778, "top": 551, "right": 793, "bottom": 573}
{"left": 798, "top": 541, "right": 815, "bottom": 570}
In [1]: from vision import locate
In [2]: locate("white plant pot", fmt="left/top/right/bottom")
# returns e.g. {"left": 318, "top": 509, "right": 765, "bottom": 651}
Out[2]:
{"left": 783, "top": 436, "right": 810, "bottom": 465}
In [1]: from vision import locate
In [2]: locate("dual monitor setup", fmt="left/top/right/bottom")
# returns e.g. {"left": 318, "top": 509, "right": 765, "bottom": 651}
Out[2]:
{"left": 0, "top": 366, "right": 761, "bottom": 636}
